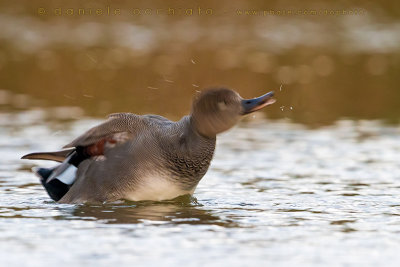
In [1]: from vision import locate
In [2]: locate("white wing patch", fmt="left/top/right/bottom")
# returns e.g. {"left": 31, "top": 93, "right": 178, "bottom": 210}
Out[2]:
{"left": 48, "top": 164, "right": 77, "bottom": 185}
{"left": 55, "top": 165, "right": 77, "bottom": 185}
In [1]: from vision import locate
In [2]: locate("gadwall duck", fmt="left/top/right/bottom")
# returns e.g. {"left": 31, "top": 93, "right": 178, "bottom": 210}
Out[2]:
{"left": 22, "top": 88, "right": 275, "bottom": 203}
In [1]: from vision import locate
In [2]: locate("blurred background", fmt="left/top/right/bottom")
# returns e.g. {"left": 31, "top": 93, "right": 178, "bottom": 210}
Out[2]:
{"left": 0, "top": 0, "right": 399, "bottom": 126}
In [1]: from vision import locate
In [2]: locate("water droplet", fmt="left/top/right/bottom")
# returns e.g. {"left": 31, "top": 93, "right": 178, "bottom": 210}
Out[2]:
{"left": 51, "top": 130, "right": 63, "bottom": 136}
{"left": 63, "top": 94, "right": 74, "bottom": 100}
{"left": 86, "top": 54, "right": 97, "bottom": 63}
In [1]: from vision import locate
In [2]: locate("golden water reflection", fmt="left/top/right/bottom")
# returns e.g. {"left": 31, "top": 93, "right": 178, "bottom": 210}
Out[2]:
{"left": 0, "top": 1, "right": 399, "bottom": 126}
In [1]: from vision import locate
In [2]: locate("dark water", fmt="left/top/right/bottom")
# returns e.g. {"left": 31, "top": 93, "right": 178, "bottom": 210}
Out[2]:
{"left": 1, "top": 110, "right": 400, "bottom": 266}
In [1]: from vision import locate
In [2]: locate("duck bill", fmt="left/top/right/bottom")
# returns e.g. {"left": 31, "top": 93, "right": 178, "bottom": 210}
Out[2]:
{"left": 241, "top": 91, "right": 276, "bottom": 115}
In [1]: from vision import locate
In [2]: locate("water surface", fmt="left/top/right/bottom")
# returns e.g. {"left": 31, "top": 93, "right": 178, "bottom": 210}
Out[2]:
{"left": 1, "top": 110, "right": 400, "bottom": 266}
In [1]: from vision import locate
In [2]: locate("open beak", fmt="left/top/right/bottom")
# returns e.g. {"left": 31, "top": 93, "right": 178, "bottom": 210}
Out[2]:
{"left": 241, "top": 91, "right": 276, "bottom": 115}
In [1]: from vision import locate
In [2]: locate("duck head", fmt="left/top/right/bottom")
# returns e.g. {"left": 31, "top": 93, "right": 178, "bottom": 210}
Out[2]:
{"left": 191, "top": 88, "right": 276, "bottom": 137}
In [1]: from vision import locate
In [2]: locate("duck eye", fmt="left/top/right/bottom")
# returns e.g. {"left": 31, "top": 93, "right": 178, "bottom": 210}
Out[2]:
{"left": 217, "top": 101, "right": 228, "bottom": 111}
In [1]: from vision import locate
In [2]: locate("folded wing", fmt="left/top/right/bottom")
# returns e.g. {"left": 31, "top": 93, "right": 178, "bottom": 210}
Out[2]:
{"left": 21, "top": 148, "right": 75, "bottom": 162}
{"left": 63, "top": 113, "right": 141, "bottom": 148}
{"left": 21, "top": 113, "right": 141, "bottom": 162}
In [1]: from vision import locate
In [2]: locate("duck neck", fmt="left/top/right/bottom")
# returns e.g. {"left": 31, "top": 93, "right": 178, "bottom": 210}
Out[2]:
{"left": 189, "top": 115, "right": 217, "bottom": 140}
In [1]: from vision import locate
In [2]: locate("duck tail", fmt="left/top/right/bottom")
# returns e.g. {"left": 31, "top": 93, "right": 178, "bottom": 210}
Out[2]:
{"left": 26, "top": 147, "right": 91, "bottom": 202}
{"left": 33, "top": 166, "right": 71, "bottom": 202}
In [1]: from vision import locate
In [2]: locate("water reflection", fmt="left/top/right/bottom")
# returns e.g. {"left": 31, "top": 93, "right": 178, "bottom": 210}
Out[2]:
{"left": 68, "top": 197, "right": 237, "bottom": 226}
{"left": 0, "top": 1, "right": 399, "bottom": 125}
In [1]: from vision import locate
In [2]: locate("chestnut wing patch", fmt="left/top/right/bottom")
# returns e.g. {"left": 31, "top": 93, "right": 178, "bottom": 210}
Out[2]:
{"left": 84, "top": 132, "right": 133, "bottom": 157}
{"left": 63, "top": 113, "right": 141, "bottom": 148}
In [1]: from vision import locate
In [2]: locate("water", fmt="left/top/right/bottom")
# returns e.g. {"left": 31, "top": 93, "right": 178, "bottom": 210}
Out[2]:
{"left": 0, "top": 0, "right": 399, "bottom": 265}
{"left": 1, "top": 109, "right": 400, "bottom": 266}
{"left": 1, "top": 2, "right": 400, "bottom": 126}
